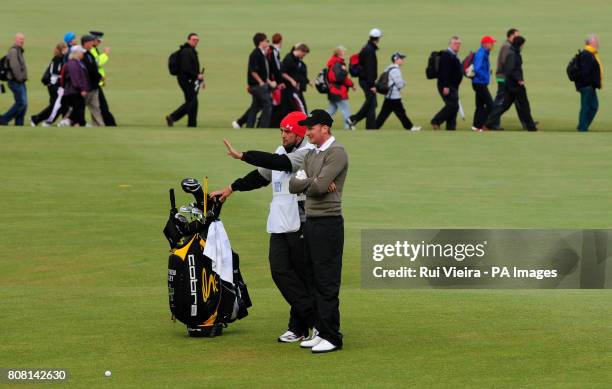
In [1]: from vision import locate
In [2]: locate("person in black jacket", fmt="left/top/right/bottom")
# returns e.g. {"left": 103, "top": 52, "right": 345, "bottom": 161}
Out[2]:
{"left": 81, "top": 35, "right": 104, "bottom": 126}
{"left": 575, "top": 34, "right": 602, "bottom": 131}
{"left": 484, "top": 36, "right": 537, "bottom": 131}
{"left": 30, "top": 42, "right": 68, "bottom": 126}
{"left": 431, "top": 36, "right": 463, "bottom": 130}
{"left": 348, "top": 28, "right": 382, "bottom": 130}
{"left": 166, "top": 33, "right": 203, "bottom": 128}
{"left": 244, "top": 33, "right": 276, "bottom": 128}
{"left": 281, "top": 43, "right": 311, "bottom": 116}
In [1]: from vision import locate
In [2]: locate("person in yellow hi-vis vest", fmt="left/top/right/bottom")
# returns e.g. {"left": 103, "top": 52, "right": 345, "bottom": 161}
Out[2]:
{"left": 90, "top": 31, "right": 116, "bottom": 126}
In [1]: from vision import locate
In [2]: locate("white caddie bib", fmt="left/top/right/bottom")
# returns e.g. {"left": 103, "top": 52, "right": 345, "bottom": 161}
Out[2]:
{"left": 267, "top": 146, "right": 300, "bottom": 233}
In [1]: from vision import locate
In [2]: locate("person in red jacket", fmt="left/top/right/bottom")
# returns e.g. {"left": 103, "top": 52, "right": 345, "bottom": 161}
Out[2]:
{"left": 325, "top": 46, "right": 355, "bottom": 130}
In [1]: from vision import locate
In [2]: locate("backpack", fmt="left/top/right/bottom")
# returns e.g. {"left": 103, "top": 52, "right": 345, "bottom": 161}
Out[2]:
{"left": 168, "top": 49, "right": 181, "bottom": 76}
{"left": 426, "top": 51, "right": 444, "bottom": 79}
{"left": 567, "top": 50, "right": 582, "bottom": 82}
{"left": 41, "top": 63, "right": 52, "bottom": 86}
{"left": 375, "top": 68, "right": 392, "bottom": 95}
{"left": 315, "top": 67, "right": 330, "bottom": 94}
{"left": 349, "top": 53, "right": 361, "bottom": 77}
{"left": 0, "top": 55, "right": 9, "bottom": 81}
{"left": 462, "top": 51, "right": 476, "bottom": 78}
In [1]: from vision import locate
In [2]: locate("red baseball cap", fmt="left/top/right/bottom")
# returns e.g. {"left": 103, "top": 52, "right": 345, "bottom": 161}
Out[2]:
{"left": 481, "top": 36, "right": 497, "bottom": 44}
{"left": 280, "top": 111, "right": 308, "bottom": 137}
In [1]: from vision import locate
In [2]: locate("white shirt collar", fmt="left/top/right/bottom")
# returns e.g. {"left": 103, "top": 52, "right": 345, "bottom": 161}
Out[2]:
{"left": 316, "top": 136, "right": 335, "bottom": 153}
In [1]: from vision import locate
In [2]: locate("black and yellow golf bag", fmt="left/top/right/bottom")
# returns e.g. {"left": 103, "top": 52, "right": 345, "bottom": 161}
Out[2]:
{"left": 163, "top": 180, "right": 252, "bottom": 337}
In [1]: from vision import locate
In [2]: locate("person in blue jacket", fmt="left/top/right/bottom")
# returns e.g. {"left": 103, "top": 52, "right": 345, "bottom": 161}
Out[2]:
{"left": 471, "top": 36, "right": 496, "bottom": 131}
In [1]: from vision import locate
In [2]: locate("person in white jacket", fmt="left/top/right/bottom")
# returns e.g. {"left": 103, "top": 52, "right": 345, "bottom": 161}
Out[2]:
{"left": 375, "top": 52, "right": 421, "bottom": 131}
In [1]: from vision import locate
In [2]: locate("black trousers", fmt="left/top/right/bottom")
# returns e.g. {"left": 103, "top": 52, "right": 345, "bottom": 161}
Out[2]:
{"left": 304, "top": 216, "right": 344, "bottom": 347}
{"left": 65, "top": 94, "right": 86, "bottom": 126}
{"left": 32, "top": 85, "right": 67, "bottom": 124}
{"left": 246, "top": 85, "right": 272, "bottom": 128}
{"left": 375, "top": 98, "right": 414, "bottom": 129}
{"left": 269, "top": 227, "right": 316, "bottom": 336}
{"left": 98, "top": 88, "right": 116, "bottom": 126}
{"left": 472, "top": 83, "right": 493, "bottom": 129}
{"left": 351, "top": 80, "right": 377, "bottom": 129}
{"left": 170, "top": 78, "right": 198, "bottom": 127}
{"left": 431, "top": 86, "right": 459, "bottom": 130}
{"left": 485, "top": 85, "right": 536, "bottom": 130}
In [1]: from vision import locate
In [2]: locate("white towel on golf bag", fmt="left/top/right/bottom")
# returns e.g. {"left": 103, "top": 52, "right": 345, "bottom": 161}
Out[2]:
{"left": 203, "top": 221, "right": 234, "bottom": 284}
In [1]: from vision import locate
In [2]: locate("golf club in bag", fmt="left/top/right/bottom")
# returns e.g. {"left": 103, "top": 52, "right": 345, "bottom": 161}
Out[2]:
{"left": 163, "top": 177, "right": 252, "bottom": 338}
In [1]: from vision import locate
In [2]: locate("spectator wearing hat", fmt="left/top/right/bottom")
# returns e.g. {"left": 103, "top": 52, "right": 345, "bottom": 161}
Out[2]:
{"left": 471, "top": 36, "right": 496, "bottom": 131}
{"left": 348, "top": 28, "right": 382, "bottom": 130}
{"left": 575, "top": 34, "right": 603, "bottom": 131}
{"left": 431, "top": 36, "right": 463, "bottom": 130}
{"left": 80, "top": 34, "right": 104, "bottom": 126}
{"left": 62, "top": 45, "right": 89, "bottom": 127}
{"left": 375, "top": 52, "right": 421, "bottom": 131}
{"left": 63, "top": 32, "right": 77, "bottom": 62}
{"left": 0, "top": 33, "right": 28, "bottom": 126}
{"left": 484, "top": 36, "right": 537, "bottom": 131}
{"left": 166, "top": 33, "right": 203, "bottom": 128}
{"left": 326, "top": 45, "right": 355, "bottom": 130}
{"left": 30, "top": 42, "right": 68, "bottom": 127}
{"left": 289, "top": 109, "right": 349, "bottom": 354}
{"left": 281, "top": 43, "right": 311, "bottom": 115}
{"left": 89, "top": 31, "right": 117, "bottom": 126}
{"left": 211, "top": 112, "right": 317, "bottom": 343}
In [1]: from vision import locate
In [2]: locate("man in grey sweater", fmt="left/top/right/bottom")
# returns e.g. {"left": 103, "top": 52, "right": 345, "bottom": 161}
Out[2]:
{"left": 289, "top": 109, "right": 348, "bottom": 354}
{"left": 0, "top": 33, "right": 28, "bottom": 126}
{"left": 491, "top": 28, "right": 519, "bottom": 130}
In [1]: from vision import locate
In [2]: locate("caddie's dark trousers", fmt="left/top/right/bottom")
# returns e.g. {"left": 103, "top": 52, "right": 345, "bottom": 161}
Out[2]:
{"left": 304, "top": 216, "right": 344, "bottom": 347}
{"left": 246, "top": 84, "right": 272, "bottom": 128}
{"left": 431, "top": 86, "right": 459, "bottom": 130}
{"left": 351, "top": 80, "right": 377, "bottom": 129}
{"left": 375, "top": 98, "right": 414, "bottom": 129}
{"left": 485, "top": 85, "right": 536, "bottom": 130}
{"left": 170, "top": 77, "right": 198, "bottom": 127}
{"left": 269, "top": 226, "right": 316, "bottom": 337}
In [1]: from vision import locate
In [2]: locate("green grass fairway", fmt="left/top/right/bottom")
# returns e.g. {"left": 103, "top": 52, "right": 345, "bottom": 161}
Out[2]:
{"left": 1, "top": 0, "right": 611, "bottom": 388}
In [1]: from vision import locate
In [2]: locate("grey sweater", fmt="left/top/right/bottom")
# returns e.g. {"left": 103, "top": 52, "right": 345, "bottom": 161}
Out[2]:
{"left": 289, "top": 139, "right": 348, "bottom": 217}
{"left": 495, "top": 40, "right": 511, "bottom": 79}
{"left": 6, "top": 45, "right": 27, "bottom": 82}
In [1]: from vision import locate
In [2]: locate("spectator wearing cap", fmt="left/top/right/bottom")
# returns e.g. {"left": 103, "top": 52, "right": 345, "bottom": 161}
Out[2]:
{"left": 243, "top": 32, "right": 276, "bottom": 128}
{"left": 80, "top": 34, "right": 104, "bottom": 126}
{"left": 471, "top": 36, "right": 496, "bottom": 131}
{"left": 63, "top": 32, "right": 77, "bottom": 62}
{"left": 348, "top": 28, "right": 382, "bottom": 130}
{"left": 211, "top": 111, "right": 316, "bottom": 343}
{"left": 289, "top": 109, "right": 349, "bottom": 354}
{"left": 0, "top": 33, "right": 28, "bottom": 126}
{"left": 281, "top": 43, "right": 311, "bottom": 115}
{"left": 62, "top": 45, "right": 89, "bottom": 127}
{"left": 89, "top": 31, "right": 116, "bottom": 126}
{"left": 166, "top": 33, "right": 203, "bottom": 128}
{"left": 326, "top": 45, "right": 355, "bottom": 130}
{"left": 431, "top": 36, "right": 463, "bottom": 130}
{"left": 484, "top": 36, "right": 537, "bottom": 131}
{"left": 375, "top": 52, "right": 421, "bottom": 131}
{"left": 575, "top": 34, "right": 603, "bottom": 131}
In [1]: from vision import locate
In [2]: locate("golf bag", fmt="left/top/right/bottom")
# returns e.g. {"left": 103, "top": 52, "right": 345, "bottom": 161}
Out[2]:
{"left": 163, "top": 178, "right": 252, "bottom": 337}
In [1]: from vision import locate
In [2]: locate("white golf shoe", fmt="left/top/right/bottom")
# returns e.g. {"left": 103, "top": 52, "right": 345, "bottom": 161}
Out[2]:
{"left": 299, "top": 328, "right": 321, "bottom": 348}
{"left": 409, "top": 126, "right": 422, "bottom": 132}
{"left": 231, "top": 121, "right": 241, "bottom": 129}
{"left": 277, "top": 330, "right": 304, "bottom": 343}
{"left": 311, "top": 339, "right": 340, "bottom": 354}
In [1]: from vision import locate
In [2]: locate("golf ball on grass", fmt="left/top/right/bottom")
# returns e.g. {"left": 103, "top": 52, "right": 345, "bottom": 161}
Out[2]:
{"left": 105, "top": 371, "right": 112, "bottom": 377}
